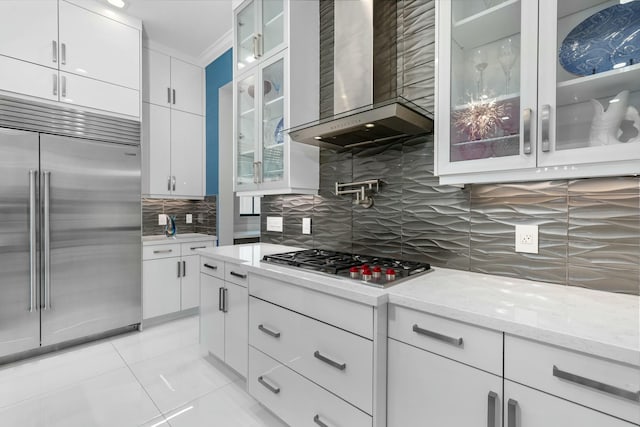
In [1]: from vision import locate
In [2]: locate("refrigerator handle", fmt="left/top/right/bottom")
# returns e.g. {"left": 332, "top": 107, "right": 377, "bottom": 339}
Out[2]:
{"left": 29, "top": 170, "right": 38, "bottom": 312}
{"left": 43, "top": 171, "right": 51, "bottom": 310}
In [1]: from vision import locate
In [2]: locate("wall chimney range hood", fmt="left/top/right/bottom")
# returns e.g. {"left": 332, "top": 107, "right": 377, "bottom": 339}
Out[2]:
{"left": 289, "top": 0, "right": 434, "bottom": 149}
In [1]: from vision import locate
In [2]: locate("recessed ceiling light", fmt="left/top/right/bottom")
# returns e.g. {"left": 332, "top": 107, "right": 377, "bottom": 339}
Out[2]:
{"left": 314, "top": 136, "right": 322, "bottom": 140}
{"left": 108, "top": 0, "right": 125, "bottom": 8}
{"left": 365, "top": 123, "right": 375, "bottom": 128}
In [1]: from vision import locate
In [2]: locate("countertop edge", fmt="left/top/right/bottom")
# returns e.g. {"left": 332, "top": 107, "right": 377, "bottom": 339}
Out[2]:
{"left": 143, "top": 235, "right": 217, "bottom": 245}
{"left": 388, "top": 293, "right": 640, "bottom": 367}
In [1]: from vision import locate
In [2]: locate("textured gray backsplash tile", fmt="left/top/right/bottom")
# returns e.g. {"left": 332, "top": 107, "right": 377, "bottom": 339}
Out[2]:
{"left": 142, "top": 196, "right": 217, "bottom": 236}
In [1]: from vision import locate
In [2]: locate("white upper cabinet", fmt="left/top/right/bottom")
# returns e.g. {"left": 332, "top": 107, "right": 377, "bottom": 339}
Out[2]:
{"left": 436, "top": 0, "right": 640, "bottom": 184}
{"left": 170, "top": 110, "right": 204, "bottom": 198}
{"left": 58, "top": 0, "right": 140, "bottom": 90}
{"left": 0, "top": 0, "right": 141, "bottom": 118}
{"left": 0, "top": 1, "right": 58, "bottom": 68}
{"left": 232, "top": 0, "right": 319, "bottom": 196}
{"left": 143, "top": 48, "right": 203, "bottom": 115}
{"left": 234, "top": 0, "right": 285, "bottom": 74}
{"left": 170, "top": 57, "right": 203, "bottom": 115}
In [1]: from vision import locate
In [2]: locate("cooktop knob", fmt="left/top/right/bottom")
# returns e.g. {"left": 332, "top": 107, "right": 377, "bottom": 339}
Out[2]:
{"left": 349, "top": 266, "right": 360, "bottom": 279}
{"left": 386, "top": 268, "right": 396, "bottom": 281}
{"left": 372, "top": 266, "right": 382, "bottom": 279}
{"left": 361, "top": 268, "right": 372, "bottom": 281}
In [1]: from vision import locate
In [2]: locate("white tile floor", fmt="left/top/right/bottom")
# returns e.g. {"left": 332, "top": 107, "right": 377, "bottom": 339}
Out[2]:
{"left": 0, "top": 316, "right": 287, "bottom": 427}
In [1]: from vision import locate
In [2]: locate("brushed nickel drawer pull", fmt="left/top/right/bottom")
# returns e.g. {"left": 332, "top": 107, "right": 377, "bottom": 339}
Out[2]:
{"left": 258, "top": 324, "right": 281, "bottom": 338}
{"left": 203, "top": 263, "right": 218, "bottom": 270}
{"left": 553, "top": 365, "right": 640, "bottom": 402}
{"left": 412, "top": 324, "right": 463, "bottom": 347}
{"left": 230, "top": 271, "right": 247, "bottom": 279}
{"left": 190, "top": 246, "right": 207, "bottom": 250}
{"left": 153, "top": 249, "right": 173, "bottom": 254}
{"left": 258, "top": 376, "right": 280, "bottom": 394}
{"left": 314, "top": 351, "right": 346, "bottom": 371}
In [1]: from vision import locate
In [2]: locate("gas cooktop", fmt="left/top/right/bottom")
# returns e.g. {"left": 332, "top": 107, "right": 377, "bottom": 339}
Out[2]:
{"left": 262, "top": 249, "right": 431, "bottom": 288}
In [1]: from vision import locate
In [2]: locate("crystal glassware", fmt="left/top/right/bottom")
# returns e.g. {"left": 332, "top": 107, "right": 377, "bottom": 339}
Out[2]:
{"left": 472, "top": 48, "right": 488, "bottom": 97}
{"left": 498, "top": 38, "right": 518, "bottom": 94}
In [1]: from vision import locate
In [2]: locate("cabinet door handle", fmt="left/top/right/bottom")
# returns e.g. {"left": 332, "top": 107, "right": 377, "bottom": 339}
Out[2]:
{"left": 507, "top": 399, "right": 518, "bottom": 427}
{"left": 52, "top": 74, "right": 58, "bottom": 96}
{"left": 541, "top": 104, "right": 551, "bottom": 152}
{"left": 257, "top": 161, "right": 262, "bottom": 183}
{"left": 258, "top": 376, "right": 280, "bottom": 394}
{"left": 258, "top": 324, "right": 281, "bottom": 338}
{"left": 252, "top": 162, "right": 258, "bottom": 184}
{"left": 229, "top": 271, "right": 247, "bottom": 279}
{"left": 172, "top": 89, "right": 176, "bottom": 105}
{"left": 553, "top": 365, "right": 640, "bottom": 402}
{"left": 252, "top": 35, "right": 258, "bottom": 59}
{"left": 487, "top": 391, "right": 498, "bottom": 427}
{"left": 257, "top": 33, "right": 263, "bottom": 57}
{"left": 172, "top": 176, "right": 176, "bottom": 191}
{"left": 313, "top": 414, "right": 329, "bottom": 427}
{"left": 52, "top": 40, "right": 57, "bottom": 63}
{"left": 203, "top": 263, "right": 218, "bottom": 270}
{"left": 313, "top": 351, "right": 346, "bottom": 371}
{"left": 177, "top": 261, "right": 181, "bottom": 278}
{"left": 182, "top": 260, "right": 186, "bottom": 277}
{"left": 412, "top": 324, "right": 463, "bottom": 347}
{"left": 61, "top": 75, "right": 66, "bottom": 98}
{"left": 222, "top": 288, "right": 228, "bottom": 312}
{"left": 522, "top": 108, "right": 533, "bottom": 155}
{"left": 61, "top": 43, "right": 66, "bottom": 65}
{"left": 153, "top": 249, "right": 173, "bottom": 254}
{"left": 167, "top": 176, "right": 171, "bottom": 191}
{"left": 167, "top": 87, "right": 171, "bottom": 104}
{"left": 218, "top": 287, "right": 224, "bottom": 311}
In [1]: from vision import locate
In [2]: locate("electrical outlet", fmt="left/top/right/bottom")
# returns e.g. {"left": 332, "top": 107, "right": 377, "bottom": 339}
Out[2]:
{"left": 515, "top": 224, "right": 539, "bottom": 254}
{"left": 186, "top": 214, "right": 193, "bottom": 224}
{"left": 302, "top": 218, "right": 311, "bottom": 235}
{"left": 158, "top": 214, "right": 167, "bottom": 226}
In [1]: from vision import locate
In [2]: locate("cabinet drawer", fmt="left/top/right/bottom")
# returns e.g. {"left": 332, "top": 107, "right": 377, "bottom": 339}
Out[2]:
{"left": 248, "top": 346, "right": 372, "bottom": 427}
{"left": 250, "top": 273, "right": 373, "bottom": 339}
{"left": 143, "top": 243, "right": 180, "bottom": 260}
{"left": 388, "top": 304, "right": 503, "bottom": 376}
{"left": 249, "top": 297, "right": 373, "bottom": 414}
{"left": 180, "top": 240, "right": 215, "bottom": 256}
{"left": 225, "top": 262, "right": 249, "bottom": 287}
{"left": 200, "top": 257, "right": 225, "bottom": 280}
{"left": 505, "top": 335, "right": 640, "bottom": 424}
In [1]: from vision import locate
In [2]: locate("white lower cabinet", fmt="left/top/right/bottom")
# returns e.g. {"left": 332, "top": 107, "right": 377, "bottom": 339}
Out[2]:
{"left": 200, "top": 257, "right": 248, "bottom": 378}
{"left": 247, "top": 273, "right": 379, "bottom": 426}
{"left": 387, "top": 338, "right": 502, "bottom": 427}
{"left": 504, "top": 381, "right": 635, "bottom": 427}
{"left": 249, "top": 346, "right": 372, "bottom": 427}
{"left": 142, "top": 238, "right": 215, "bottom": 320}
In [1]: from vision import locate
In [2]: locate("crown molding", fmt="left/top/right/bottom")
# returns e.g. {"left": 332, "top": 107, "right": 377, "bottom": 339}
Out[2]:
{"left": 198, "top": 29, "right": 233, "bottom": 67}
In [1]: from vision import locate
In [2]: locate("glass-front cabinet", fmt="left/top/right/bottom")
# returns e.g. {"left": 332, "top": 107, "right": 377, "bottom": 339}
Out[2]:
{"left": 234, "top": 0, "right": 285, "bottom": 74}
{"left": 436, "top": 0, "right": 640, "bottom": 184}
{"left": 234, "top": 53, "right": 286, "bottom": 193}
{"left": 232, "top": 0, "right": 319, "bottom": 196}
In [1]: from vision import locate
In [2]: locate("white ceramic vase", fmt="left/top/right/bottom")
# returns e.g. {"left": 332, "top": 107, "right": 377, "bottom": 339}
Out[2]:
{"left": 589, "top": 90, "right": 640, "bottom": 146}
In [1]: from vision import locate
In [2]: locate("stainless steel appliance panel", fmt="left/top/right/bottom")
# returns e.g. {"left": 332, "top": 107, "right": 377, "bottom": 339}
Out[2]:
{"left": 40, "top": 134, "right": 141, "bottom": 346}
{"left": 0, "top": 128, "right": 41, "bottom": 357}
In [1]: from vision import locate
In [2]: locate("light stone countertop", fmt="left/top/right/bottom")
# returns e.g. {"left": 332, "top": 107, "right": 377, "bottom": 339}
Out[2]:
{"left": 142, "top": 233, "right": 217, "bottom": 245}
{"left": 196, "top": 243, "right": 640, "bottom": 366}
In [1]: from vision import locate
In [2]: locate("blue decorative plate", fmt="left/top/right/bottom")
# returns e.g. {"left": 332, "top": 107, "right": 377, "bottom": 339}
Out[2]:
{"left": 559, "top": 2, "right": 640, "bottom": 76}
{"left": 274, "top": 118, "right": 284, "bottom": 144}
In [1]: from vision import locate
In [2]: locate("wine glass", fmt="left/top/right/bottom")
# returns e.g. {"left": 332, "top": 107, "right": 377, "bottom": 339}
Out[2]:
{"left": 472, "top": 48, "right": 488, "bottom": 97}
{"left": 498, "top": 38, "right": 518, "bottom": 94}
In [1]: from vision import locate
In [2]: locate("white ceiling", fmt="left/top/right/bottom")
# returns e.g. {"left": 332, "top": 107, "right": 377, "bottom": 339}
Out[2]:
{"left": 123, "top": 0, "right": 233, "bottom": 62}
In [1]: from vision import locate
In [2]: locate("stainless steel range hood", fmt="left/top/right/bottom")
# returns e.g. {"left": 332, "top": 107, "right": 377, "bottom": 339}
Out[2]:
{"left": 288, "top": 0, "right": 434, "bottom": 149}
{"left": 289, "top": 97, "right": 433, "bottom": 149}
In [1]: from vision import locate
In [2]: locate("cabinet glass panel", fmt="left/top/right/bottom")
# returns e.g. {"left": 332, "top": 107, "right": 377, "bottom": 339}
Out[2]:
{"left": 262, "top": 0, "right": 284, "bottom": 57}
{"left": 554, "top": 0, "right": 640, "bottom": 152}
{"left": 261, "top": 58, "right": 284, "bottom": 183}
{"left": 237, "top": 74, "right": 257, "bottom": 185}
{"left": 236, "top": 1, "right": 257, "bottom": 71}
{"left": 449, "top": 0, "right": 522, "bottom": 162}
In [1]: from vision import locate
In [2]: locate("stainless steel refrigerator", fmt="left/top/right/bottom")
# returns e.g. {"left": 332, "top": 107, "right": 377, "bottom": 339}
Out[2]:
{"left": 0, "top": 96, "right": 142, "bottom": 361}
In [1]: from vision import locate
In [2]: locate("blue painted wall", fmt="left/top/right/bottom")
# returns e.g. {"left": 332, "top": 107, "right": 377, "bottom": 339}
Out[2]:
{"left": 205, "top": 48, "right": 233, "bottom": 195}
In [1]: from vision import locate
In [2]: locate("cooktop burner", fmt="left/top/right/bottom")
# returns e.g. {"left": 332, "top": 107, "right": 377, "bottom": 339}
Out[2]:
{"left": 262, "top": 249, "right": 431, "bottom": 288}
